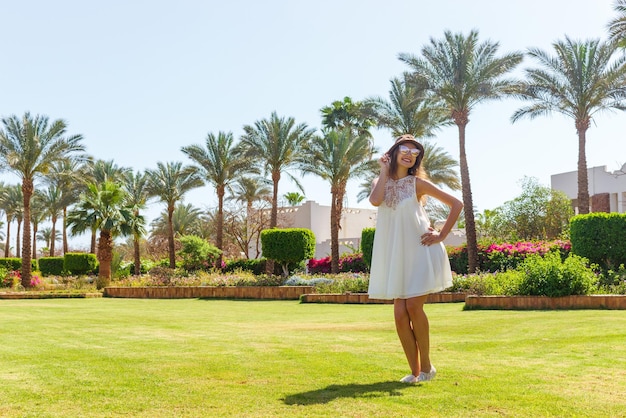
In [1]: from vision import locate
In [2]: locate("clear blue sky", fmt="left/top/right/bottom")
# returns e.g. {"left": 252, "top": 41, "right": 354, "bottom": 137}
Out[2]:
{"left": 1, "top": 0, "right": 624, "bottom": 248}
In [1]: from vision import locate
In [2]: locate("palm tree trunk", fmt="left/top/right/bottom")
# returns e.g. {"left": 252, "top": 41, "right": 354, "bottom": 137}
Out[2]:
{"left": 455, "top": 117, "right": 479, "bottom": 274}
{"left": 90, "top": 228, "right": 97, "bottom": 254}
{"left": 266, "top": 171, "right": 280, "bottom": 274}
{"left": 168, "top": 205, "right": 176, "bottom": 268}
{"left": 21, "top": 180, "right": 33, "bottom": 288}
{"left": 330, "top": 186, "right": 342, "bottom": 274}
{"left": 32, "top": 222, "right": 38, "bottom": 260}
{"left": 16, "top": 220, "right": 22, "bottom": 259}
{"left": 63, "top": 207, "right": 69, "bottom": 254}
{"left": 50, "top": 216, "right": 57, "bottom": 256}
{"left": 217, "top": 186, "right": 225, "bottom": 267}
{"left": 134, "top": 233, "right": 141, "bottom": 275}
{"left": 576, "top": 121, "right": 590, "bottom": 214}
{"left": 4, "top": 215, "right": 10, "bottom": 257}
{"left": 97, "top": 230, "right": 113, "bottom": 289}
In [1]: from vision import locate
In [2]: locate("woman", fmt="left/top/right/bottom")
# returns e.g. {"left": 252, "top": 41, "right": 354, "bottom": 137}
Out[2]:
{"left": 368, "top": 134, "right": 463, "bottom": 383}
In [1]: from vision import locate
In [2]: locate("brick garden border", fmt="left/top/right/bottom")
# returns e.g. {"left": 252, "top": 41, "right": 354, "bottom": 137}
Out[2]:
{"left": 103, "top": 286, "right": 314, "bottom": 300}
{"left": 465, "top": 295, "right": 626, "bottom": 310}
{"left": 300, "top": 292, "right": 466, "bottom": 304}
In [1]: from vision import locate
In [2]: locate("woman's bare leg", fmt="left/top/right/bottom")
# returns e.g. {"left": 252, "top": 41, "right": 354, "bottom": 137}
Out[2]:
{"left": 394, "top": 298, "right": 420, "bottom": 376}
{"left": 406, "top": 295, "right": 431, "bottom": 372}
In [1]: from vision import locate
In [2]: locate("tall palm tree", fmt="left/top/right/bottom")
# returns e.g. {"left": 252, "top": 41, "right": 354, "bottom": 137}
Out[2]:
{"left": 608, "top": 0, "right": 626, "bottom": 47}
{"left": 37, "top": 185, "right": 65, "bottom": 256}
{"left": 46, "top": 160, "right": 88, "bottom": 254}
{"left": 182, "top": 131, "right": 249, "bottom": 265}
{"left": 29, "top": 190, "right": 48, "bottom": 259}
{"left": 239, "top": 112, "right": 315, "bottom": 229}
{"left": 320, "top": 97, "right": 376, "bottom": 138}
{"left": 365, "top": 75, "right": 450, "bottom": 138}
{"left": 227, "top": 176, "right": 272, "bottom": 258}
{"left": 228, "top": 176, "right": 272, "bottom": 217}
{"left": 399, "top": 30, "right": 523, "bottom": 273}
{"left": 298, "top": 129, "right": 375, "bottom": 273}
{"left": 145, "top": 161, "right": 204, "bottom": 268}
{"left": 66, "top": 181, "right": 132, "bottom": 288}
{"left": 420, "top": 140, "right": 461, "bottom": 191}
{"left": 0, "top": 184, "right": 22, "bottom": 257}
{"left": 0, "top": 112, "right": 85, "bottom": 287}
{"left": 36, "top": 226, "right": 61, "bottom": 253}
{"left": 512, "top": 37, "right": 626, "bottom": 215}
{"left": 121, "top": 170, "right": 149, "bottom": 275}
{"left": 149, "top": 203, "right": 205, "bottom": 240}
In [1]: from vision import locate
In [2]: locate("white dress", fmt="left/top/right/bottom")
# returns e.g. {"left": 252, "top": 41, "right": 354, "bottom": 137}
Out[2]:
{"left": 368, "top": 175, "right": 453, "bottom": 300}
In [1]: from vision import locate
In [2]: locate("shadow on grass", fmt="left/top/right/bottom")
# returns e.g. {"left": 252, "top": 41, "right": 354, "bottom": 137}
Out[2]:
{"left": 282, "top": 381, "right": 414, "bottom": 405}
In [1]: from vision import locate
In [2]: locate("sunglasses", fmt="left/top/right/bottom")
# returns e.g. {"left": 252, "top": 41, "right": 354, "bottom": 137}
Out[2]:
{"left": 398, "top": 145, "right": 420, "bottom": 157}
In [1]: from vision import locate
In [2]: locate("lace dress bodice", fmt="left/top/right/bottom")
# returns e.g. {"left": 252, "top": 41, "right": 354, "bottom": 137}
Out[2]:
{"left": 384, "top": 175, "right": 416, "bottom": 209}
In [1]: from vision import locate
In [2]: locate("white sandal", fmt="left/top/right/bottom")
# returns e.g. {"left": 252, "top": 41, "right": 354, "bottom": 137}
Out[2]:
{"left": 417, "top": 366, "right": 436, "bottom": 382}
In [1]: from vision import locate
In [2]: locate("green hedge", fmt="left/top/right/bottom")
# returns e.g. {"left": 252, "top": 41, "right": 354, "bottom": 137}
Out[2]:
{"left": 0, "top": 258, "right": 38, "bottom": 271}
{"left": 64, "top": 253, "right": 98, "bottom": 275}
{"left": 39, "top": 257, "right": 65, "bottom": 276}
{"left": 361, "top": 228, "right": 375, "bottom": 269}
{"left": 570, "top": 213, "right": 626, "bottom": 269}
{"left": 261, "top": 228, "right": 315, "bottom": 276}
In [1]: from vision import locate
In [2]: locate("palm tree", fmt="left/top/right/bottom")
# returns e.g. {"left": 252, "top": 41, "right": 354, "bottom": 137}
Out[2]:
{"left": 0, "top": 184, "right": 22, "bottom": 257}
{"left": 365, "top": 75, "right": 450, "bottom": 138}
{"left": 182, "top": 131, "right": 249, "bottom": 265}
{"left": 66, "top": 181, "right": 132, "bottom": 288}
{"left": 81, "top": 159, "right": 131, "bottom": 253}
{"left": 239, "top": 112, "right": 315, "bottom": 229}
{"left": 298, "top": 129, "right": 375, "bottom": 273}
{"left": 320, "top": 97, "right": 376, "bottom": 138}
{"left": 608, "top": 0, "right": 626, "bottom": 46}
{"left": 512, "top": 37, "right": 626, "bottom": 215}
{"left": 46, "top": 160, "right": 88, "bottom": 254}
{"left": 399, "top": 30, "right": 523, "bottom": 273}
{"left": 149, "top": 203, "right": 205, "bottom": 239}
{"left": 121, "top": 170, "right": 149, "bottom": 275}
{"left": 145, "top": 162, "right": 204, "bottom": 268}
{"left": 0, "top": 112, "right": 85, "bottom": 287}
{"left": 29, "top": 190, "right": 48, "bottom": 259}
{"left": 420, "top": 140, "right": 461, "bottom": 191}
{"left": 36, "top": 226, "right": 61, "bottom": 254}
{"left": 37, "top": 185, "right": 65, "bottom": 256}
{"left": 283, "top": 192, "right": 305, "bottom": 206}
{"left": 227, "top": 176, "right": 272, "bottom": 258}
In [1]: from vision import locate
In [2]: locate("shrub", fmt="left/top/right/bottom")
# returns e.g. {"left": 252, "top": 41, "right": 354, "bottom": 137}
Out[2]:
{"left": 361, "top": 228, "right": 375, "bottom": 269}
{"left": 448, "top": 240, "right": 571, "bottom": 274}
{"left": 178, "top": 235, "right": 222, "bottom": 271}
{"left": 261, "top": 228, "right": 315, "bottom": 276}
{"left": 570, "top": 213, "right": 626, "bottom": 270}
{"left": 516, "top": 252, "right": 597, "bottom": 297}
{"left": 38, "top": 257, "right": 65, "bottom": 276}
{"left": 224, "top": 258, "right": 265, "bottom": 275}
{"left": 64, "top": 253, "right": 98, "bottom": 275}
{"left": 0, "top": 258, "right": 22, "bottom": 271}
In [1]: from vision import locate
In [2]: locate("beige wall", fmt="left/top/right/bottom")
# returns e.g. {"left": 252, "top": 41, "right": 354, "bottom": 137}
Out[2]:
{"left": 551, "top": 165, "right": 626, "bottom": 213}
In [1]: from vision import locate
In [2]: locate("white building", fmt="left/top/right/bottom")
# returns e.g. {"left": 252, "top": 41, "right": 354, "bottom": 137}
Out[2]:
{"left": 255, "top": 200, "right": 465, "bottom": 259}
{"left": 551, "top": 164, "right": 626, "bottom": 213}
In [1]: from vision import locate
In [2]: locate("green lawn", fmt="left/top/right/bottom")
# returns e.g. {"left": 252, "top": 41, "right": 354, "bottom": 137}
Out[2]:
{"left": 0, "top": 299, "right": 624, "bottom": 417}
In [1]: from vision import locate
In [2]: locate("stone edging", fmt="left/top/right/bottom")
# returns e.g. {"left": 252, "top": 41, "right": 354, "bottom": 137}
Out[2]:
{"left": 465, "top": 295, "right": 626, "bottom": 310}
{"left": 0, "top": 292, "right": 102, "bottom": 299}
{"left": 103, "top": 286, "right": 314, "bottom": 300}
{"left": 299, "top": 292, "right": 466, "bottom": 304}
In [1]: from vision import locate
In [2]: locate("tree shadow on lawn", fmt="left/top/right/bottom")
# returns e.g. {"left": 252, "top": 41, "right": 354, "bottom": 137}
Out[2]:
{"left": 282, "top": 381, "right": 416, "bottom": 405}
